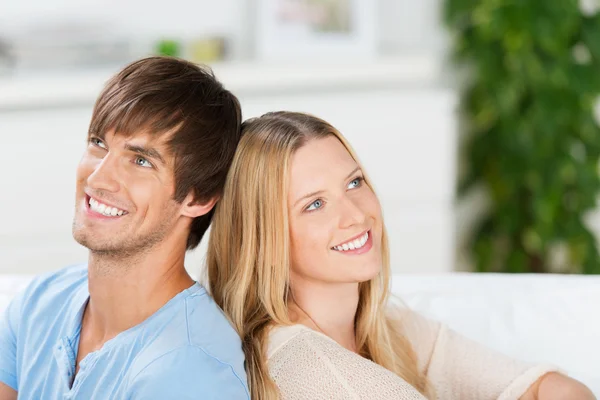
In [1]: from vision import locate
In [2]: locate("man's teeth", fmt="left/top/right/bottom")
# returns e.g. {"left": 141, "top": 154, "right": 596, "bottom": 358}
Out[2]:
{"left": 333, "top": 231, "right": 369, "bottom": 252}
{"left": 88, "top": 197, "right": 125, "bottom": 217}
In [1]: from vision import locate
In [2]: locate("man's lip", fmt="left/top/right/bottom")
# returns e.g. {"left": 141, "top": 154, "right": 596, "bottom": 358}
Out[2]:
{"left": 85, "top": 193, "right": 129, "bottom": 213}
{"left": 331, "top": 229, "right": 370, "bottom": 249}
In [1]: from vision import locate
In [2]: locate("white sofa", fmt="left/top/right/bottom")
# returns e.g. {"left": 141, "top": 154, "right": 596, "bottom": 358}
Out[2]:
{"left": 1, "top": 272, "right": 599, "bottom": 395}
{"left": 393, "top": 273, "right": 600, "bottom": 395}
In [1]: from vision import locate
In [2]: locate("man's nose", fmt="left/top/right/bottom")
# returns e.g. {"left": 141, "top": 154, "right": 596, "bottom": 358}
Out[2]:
{"left": 86, "top": 153, "right": 120, "bottom": 193}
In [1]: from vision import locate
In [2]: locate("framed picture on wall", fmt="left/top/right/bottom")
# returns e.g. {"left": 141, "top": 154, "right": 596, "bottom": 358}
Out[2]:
{"left": 254, "top": 0, "right": 377, "bottom": 61}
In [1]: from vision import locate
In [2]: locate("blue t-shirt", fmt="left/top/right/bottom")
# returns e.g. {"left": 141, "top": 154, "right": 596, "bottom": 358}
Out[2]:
{"left": 0, "top": 264, "right": 249, "bottom": 399}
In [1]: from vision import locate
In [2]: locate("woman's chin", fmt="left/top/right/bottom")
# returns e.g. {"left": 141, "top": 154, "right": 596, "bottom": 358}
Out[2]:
{"left": 351, "top": 262, "right": 382, "bottom": 283}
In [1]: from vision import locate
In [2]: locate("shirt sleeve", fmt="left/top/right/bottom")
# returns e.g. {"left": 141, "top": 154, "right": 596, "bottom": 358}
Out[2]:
{"left": 0, "top": 290, "right": 25, "bottom": 391}
{"left": 127, "top": 345, "right": 249, "bottom": 400}
{"left": 398, "top": 308, "right": 558, "bottom": 400}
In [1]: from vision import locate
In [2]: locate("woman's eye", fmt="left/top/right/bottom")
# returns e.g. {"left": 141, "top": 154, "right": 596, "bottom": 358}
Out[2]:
{"left": 348, "top": 177, "right": 363, "bottom": 189}
{"left": 134, "top": 157, "right": 153, "bottom": 168}
{"left": 306, "top": 199, "right": 324, "bottom": 211}
{"left": 91, "top": 137, "right": 107, "bottom": 149}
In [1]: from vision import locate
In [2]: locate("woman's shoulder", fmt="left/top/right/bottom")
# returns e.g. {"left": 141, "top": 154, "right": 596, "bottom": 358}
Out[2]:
{"left": 267, "top": 324, "right": 328, "bottom": 359}
{"left": 266, "top": 324, "right": 428, "bottom": 399}
{"left": 266, "top": 308, "right": 444, "bottom": 363}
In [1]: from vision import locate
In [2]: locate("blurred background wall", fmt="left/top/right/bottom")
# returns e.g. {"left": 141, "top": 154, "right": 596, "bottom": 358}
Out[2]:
{"left": 1, "top": 0, "right": 598, "bottom": 277}
{"left": 0, "top": 0, "right": 447, "bottom": 60}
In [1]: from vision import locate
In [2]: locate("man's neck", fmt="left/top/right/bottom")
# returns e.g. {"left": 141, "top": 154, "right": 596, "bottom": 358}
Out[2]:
{"left": 289, "top": 276, "right": 360, "bottom": 353}
{"left": 82, "top": 242, "right": 194, "bottom": 349}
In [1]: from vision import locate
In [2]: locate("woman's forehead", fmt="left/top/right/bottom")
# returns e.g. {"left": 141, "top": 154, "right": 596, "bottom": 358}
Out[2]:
{"left": 288, "top": 137, "right": 358, "bottom": 199}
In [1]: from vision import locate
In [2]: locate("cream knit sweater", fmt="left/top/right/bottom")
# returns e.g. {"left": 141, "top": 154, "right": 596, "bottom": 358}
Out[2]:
{"left": 267, "top": 309, "right": 557, "bottom": 400}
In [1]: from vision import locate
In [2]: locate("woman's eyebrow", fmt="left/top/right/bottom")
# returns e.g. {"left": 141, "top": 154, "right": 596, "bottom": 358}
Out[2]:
{"left": 294, "top": 190, "right": 325, "bottom": 207}
{"left": 293, "top": 166, "right": 362, "bottom": 207}
{"left": 345, "top": 166, "right": 361, "bottom": 180}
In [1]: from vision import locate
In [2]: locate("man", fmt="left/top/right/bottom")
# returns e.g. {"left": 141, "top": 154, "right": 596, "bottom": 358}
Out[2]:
{"left": 0, "top": 57, "right": 249, "bottom": 399}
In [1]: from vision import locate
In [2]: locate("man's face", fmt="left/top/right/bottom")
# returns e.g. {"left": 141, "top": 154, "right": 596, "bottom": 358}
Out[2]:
{"left": 72, "top": 129, "right": 184, "bottom": 256}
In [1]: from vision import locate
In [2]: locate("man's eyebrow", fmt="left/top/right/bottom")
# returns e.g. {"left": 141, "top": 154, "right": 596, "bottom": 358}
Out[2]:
{"left": 123, "top": 143, "right": 166, "bottom": 165}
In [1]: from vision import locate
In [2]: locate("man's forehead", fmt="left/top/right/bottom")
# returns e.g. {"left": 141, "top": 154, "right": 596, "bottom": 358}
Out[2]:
{"left": 95, "top": 129, "right": 176, "bottom": 168}
{"left": 100, "top": 129, "right": 172, "bottom": 147}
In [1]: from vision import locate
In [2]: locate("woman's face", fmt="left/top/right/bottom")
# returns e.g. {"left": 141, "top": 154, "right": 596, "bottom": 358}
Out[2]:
{"left": 287, "top": 136, "right": 383, "bottom": 286}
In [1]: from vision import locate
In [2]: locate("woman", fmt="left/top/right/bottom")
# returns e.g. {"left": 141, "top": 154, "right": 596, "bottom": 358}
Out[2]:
{"left": 206, "top": 111, "right": 594, "bottom": 399}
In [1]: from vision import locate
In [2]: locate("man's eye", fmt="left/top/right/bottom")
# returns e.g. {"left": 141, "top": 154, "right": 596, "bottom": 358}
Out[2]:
{"left": 134, "top": 157, "right": 153, "bottom": 168}
{"left": 91, "top": 137, "right": 107, "bottom": 149}
{"left": 306, "top": 199, "right": 324, "bottom": 212}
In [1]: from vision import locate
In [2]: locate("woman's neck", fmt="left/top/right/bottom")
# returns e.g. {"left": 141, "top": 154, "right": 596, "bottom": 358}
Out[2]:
{"left": 289, "top": 276, "right": 360, "bottom": 353}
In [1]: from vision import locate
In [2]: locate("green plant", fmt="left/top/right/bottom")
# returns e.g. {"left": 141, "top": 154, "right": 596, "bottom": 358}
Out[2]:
{"left": 444, "top": 0, "right": 600, "bottom": 273}
{"left": 156, "top": 39, "right": 181, "bottom": 57}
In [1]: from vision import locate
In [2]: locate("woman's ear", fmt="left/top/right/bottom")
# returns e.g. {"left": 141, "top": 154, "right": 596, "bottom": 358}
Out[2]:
{"left": 181, "top": 192, "right": 219, "bottom": 218}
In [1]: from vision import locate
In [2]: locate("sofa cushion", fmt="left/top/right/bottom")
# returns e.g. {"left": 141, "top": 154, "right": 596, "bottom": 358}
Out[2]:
{"left": 392, "top": 273, "right": 600, "bottom": 395}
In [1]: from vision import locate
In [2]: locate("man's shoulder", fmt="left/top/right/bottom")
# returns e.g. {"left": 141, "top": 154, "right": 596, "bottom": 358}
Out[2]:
{"left": 126, "top": 344, "right": 249, "bottom": 398}
{"left": 137, "top": 284, "right": 241, "bottom": 351}
{"left": 146, "top": 284, "right": 243, "bottom": 355}
{"left": 183, "top": 286, "right": 244, "bottom": 357}
{"left": 34, "top": 263, "right": 88, "bottom": 286}
{"left": 127, "top": 286, "right": 247, "bottom": 390}
{"left": 134, "top": 344, "right": 239, "bottom": 377}
{"left": 4, "top": 264, "right": 88, "bottom": 355}
{"left": 20, "top": 264, "right": 88, "bottom": 305}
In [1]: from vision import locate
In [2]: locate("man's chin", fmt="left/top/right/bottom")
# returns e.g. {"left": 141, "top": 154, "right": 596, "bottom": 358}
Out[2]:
{"left": 73, "top": 230, "right": 118, "bottom": 253}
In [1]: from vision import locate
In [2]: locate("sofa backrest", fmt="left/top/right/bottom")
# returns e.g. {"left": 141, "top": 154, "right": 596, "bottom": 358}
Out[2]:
{"left": 393, "top": 273, "right": 600, "bottom": 395}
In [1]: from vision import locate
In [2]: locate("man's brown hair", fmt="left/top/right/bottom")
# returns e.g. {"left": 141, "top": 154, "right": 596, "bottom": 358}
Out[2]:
{"left": 88, "top": 56, "right": 242, "bottom": 249}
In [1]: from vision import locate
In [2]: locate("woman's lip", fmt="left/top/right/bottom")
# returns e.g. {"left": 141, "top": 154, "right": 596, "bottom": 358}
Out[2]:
{"left": 331, "top": 231, "right": 373, "bottom": 255}
{"left": 331, "top": 229, "right": 370, "bottom": 249}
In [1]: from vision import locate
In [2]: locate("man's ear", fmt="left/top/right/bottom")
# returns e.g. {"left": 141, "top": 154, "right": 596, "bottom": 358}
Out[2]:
{"left": 180, "top": 192, "right": 219, "bottom": 218}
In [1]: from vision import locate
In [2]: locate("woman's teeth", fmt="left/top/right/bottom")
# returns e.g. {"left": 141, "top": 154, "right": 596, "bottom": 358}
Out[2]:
{"left": 333, "top": 231, "right": 369, "bottom": 251}
{"left": 89, "top": 197, "right": 126, "bottom": 217}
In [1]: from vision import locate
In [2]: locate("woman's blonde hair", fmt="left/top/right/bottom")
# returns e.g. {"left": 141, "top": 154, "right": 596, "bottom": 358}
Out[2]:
{"left": 206, "top": 111, "right": 430, "bottom": 399}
